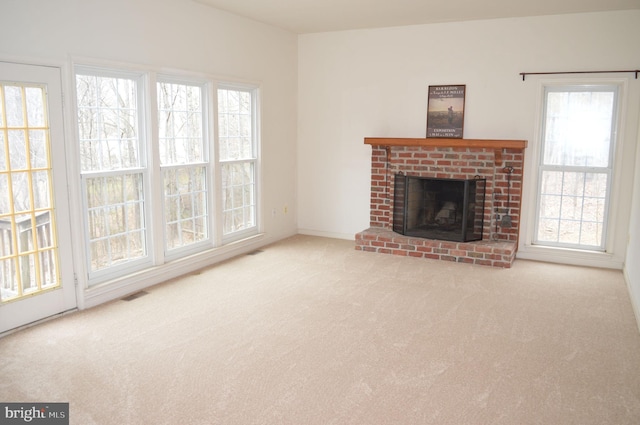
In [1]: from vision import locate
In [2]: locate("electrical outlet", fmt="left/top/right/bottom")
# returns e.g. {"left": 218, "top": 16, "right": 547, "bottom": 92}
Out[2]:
{"left": 271, "top": 208, "right": 276, "bottom": 217}
{"left": 283, "top": 205, "right": 288, "bottom": 214}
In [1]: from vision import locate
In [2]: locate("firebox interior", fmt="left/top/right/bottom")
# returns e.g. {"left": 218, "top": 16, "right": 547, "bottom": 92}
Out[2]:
{"left": 393, "top": 174, "right": 486, "bottom": 242}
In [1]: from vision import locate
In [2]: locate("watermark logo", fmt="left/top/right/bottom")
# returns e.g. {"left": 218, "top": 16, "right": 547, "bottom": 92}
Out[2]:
{"left": 0, "top": 403, "right": 68, "bottom": 424}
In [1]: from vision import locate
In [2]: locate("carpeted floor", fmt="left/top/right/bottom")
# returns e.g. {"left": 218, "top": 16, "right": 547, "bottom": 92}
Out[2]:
{"left": 1, "top": 235, "right": 639, "bottom": 424}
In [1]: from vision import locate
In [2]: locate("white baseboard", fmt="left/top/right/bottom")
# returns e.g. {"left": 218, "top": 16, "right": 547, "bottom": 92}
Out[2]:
{"left": 623, "top": 266, "right": 640, "bottom": 334}
{"left": 297, "top": 228, "right": 355, "bottom": 241}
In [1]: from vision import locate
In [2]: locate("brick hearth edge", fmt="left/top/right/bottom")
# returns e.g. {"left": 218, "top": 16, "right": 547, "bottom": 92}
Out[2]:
{"left": 355, "top": 227, "right": 517, "bottom": 268}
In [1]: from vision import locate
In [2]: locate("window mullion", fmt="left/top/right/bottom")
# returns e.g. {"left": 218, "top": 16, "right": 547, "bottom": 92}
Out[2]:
{"left": 210, "top": 82, "right": 222, "bottom": 247}
{"left": 147, "top": 72, "right": 164, "bottom": 265}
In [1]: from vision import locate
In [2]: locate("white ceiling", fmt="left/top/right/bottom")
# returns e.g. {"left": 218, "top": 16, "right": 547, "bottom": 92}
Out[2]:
{"left": 193, "top": 0, "right": 640, "bottom": 33}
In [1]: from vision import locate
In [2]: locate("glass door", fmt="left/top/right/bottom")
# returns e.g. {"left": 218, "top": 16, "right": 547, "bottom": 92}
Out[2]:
{"left": 0, "top": 61, "right": 76, "bottom": 334}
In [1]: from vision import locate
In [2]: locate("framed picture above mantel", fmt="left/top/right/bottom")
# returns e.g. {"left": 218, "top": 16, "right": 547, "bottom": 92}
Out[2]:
{"left": 426, "top": 84, "right": 466, "bottom": 138}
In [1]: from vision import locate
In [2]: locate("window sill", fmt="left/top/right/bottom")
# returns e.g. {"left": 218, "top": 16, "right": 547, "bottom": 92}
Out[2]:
{"left": 516, "top": 243, "right": 624, "bottom": 270}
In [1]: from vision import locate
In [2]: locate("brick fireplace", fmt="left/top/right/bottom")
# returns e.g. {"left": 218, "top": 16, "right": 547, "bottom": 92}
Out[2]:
{"left": 355, "top": 137, "right": 527, "bottom": 268}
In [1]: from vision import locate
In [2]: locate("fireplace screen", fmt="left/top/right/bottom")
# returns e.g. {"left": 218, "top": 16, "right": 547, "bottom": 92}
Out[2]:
{"left": 393, "top": 174, "right": 486, "bottom": 242}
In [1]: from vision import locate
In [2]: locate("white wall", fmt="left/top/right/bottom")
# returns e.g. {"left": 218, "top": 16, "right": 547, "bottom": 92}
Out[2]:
{"left": 0, "top": 0, "right": 298, "bottom": 306}
{"left": 297, "top": 11, "right": 640, "bottom": 265}
{"left": 625, "top": 110, "right": 640, "bottom": 331}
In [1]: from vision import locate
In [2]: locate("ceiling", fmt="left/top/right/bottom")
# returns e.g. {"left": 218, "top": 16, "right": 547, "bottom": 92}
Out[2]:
{"left": 193, "top": 0, "right": 640, "bottom": 34}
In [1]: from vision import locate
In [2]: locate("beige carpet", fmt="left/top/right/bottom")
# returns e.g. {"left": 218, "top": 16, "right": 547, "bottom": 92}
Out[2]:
{"left": 1, "top": 235, "right": 639, "bottom": 424}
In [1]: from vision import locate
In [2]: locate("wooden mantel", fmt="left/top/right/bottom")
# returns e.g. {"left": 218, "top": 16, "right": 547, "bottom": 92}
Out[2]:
{"left": 364, "top": 137, "right": 527, "bottom": 149}
{"left": 364, "top": 137, "right": 527, "bottom": 166}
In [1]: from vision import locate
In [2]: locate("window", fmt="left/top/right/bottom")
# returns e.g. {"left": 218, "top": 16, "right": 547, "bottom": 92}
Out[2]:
{"left": 74, "top": 65, "right": 260, "bottom": 285}
{"left": 534, "top": 85, "right": 618, "bottom": 251}
{"left": 218, "top": 87, "right": 257, "bottom": 239}
{"left": 157, "top": 80, "right": 209, "bottom": 254}
{"left": 75, "top": 70, "right": 149, "bottom": 279}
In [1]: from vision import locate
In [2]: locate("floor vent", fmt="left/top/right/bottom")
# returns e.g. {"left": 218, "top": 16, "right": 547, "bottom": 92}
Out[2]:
{"left": 246, "top": 250, "right": 264, "bottom": 256}
{"left": 122, "top": 291, "right": 149, "bottom": 302}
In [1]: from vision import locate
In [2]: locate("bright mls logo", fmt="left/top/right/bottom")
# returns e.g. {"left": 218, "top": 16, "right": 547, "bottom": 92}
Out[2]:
{"left": 1, "top": 403, "right": 68, "bottom": 424}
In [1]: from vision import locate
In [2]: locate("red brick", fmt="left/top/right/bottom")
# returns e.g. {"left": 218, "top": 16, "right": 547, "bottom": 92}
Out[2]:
{"left": 474, "top": 245, "right": 493, "bottom": 253}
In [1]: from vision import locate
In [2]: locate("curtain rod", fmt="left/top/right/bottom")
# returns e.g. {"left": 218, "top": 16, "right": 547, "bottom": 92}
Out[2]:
{"left": 519, "top": 70, "right": 639, "bottom": 81}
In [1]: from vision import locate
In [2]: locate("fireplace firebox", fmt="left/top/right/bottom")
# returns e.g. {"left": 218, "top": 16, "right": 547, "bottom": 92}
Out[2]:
{"left": 393, "top": 174, "right": 486, "bottom": 242}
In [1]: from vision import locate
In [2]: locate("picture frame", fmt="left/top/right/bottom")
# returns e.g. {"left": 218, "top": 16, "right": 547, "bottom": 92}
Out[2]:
{"left": 426, "top": 84, "right": 466, "bottom": 138}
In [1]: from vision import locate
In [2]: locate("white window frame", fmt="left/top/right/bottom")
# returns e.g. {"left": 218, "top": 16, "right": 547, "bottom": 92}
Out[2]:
{"left": 74, "top": 66, "right": 154, "bottom": 284}
{"left": 216, "top": 83, "right": 261, "bottom": 244}
{"left": 532, "top": 84, "right": 619, "bottom": 251}
{"left": 519, "top": 77, "right": 631, "bottom": 268}
{"left": 155, "top": 75, "right": 214, "bottom": 261}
